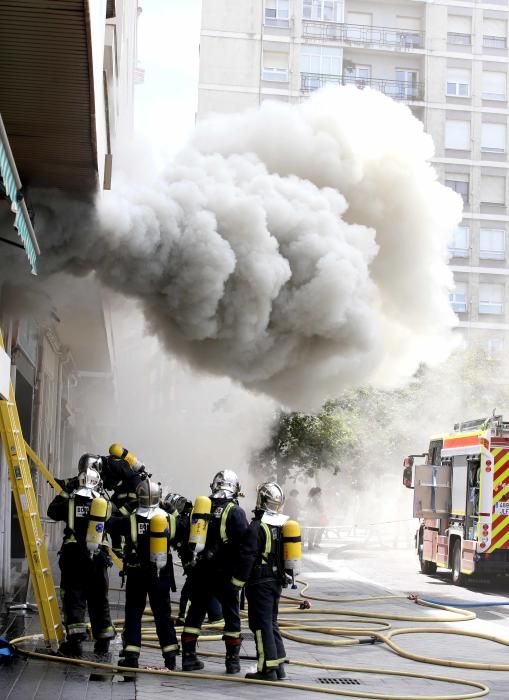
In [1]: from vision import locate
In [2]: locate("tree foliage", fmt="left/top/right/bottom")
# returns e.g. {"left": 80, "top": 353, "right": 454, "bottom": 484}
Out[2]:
{"left": 252, "top": 400, "right": 358, "bottom": 481}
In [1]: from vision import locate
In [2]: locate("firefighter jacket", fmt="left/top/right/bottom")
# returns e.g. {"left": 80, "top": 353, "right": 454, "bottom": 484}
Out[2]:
{"left": 47, "top": 491, "right": 112, "bottom": 551}
{"left": 108, "top": 507, "right": 180, "bottom": 586}
{"left": 232, "top": 510, "right": 287, "bottom": 588}
{"left": 196, "top": 498, "right": 249, "bottom": 573}
{"left": 100, "top": 455, "right": 142, "bottom": 516}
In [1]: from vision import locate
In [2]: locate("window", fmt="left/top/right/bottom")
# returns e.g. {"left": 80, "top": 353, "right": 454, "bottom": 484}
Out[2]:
{"left": 479, "top": 283, "right": 504, "bottom": 314}
{"left": 483, "top": 17, "right": 507, "bottom": 48}
{"left": 481, "top": 175, "right": 506, "bottom": 205}
{"left": 265, "top": 0, "right": 289, "bottom": 28}
{"left": 395, "top": 69, "right": 419, "bottom": 99}
{"left": 300, "top": 45, "right": 341, "bottom": 76}
{"left": 449, "top": 282, "right": 468, "bottom": 313}
{"left": 343, "top": 64, "right": 370, "bottom": 87}
{"left": 345, "top": 11, "right": 372, "bottom": 40}
{"left": 448, "top": 14, "right": 472, "bottom": 45}
{"left": 445, "top": 120, "right": 471, "bottom": 150}
{"left": 395, "top": 16, "right": 422, "bottom": 47}
{"left": 445, "top": 176, "right": 469, "bottom": 204}
{"left": 262, "top": 50, "right": 289, "bottom": 81}
{"left": 448, "top": 225, "right": 469, "bottom": 257}
{"left": 447, "top": 68, "right": 470, "bottom": 97}
{"left": 482, "top": 71, "right": 506, "bottom": 101}
{"left": 481, "top": 123, "right": 506, "bottom": 153}
{"left": 480, "top": 228, "right": 506, "bottom": 260}
{"left": 303, "top": 0, "right": 342, "bottom": 22}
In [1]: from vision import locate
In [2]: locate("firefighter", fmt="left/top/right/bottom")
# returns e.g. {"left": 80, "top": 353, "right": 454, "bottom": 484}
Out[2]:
{"left": 55, "top": 448, "right": 145, "bottom": 516}
{"left": 233, "top": 482, "right": 289, "bottom": 681}
{"left": 161, "top": 492, "right": 223, "bottom": 625}
{"left": 108, "top": 480, "right": 179, "bottom": 670}
{"left": 99, "top": 445, "right": 148, "bottom": 516}
{"left": 181, "top": 470, "right": 249, "bottom": 674}
{"left": 48, "top": 460, "right": 114, "bottom": 658}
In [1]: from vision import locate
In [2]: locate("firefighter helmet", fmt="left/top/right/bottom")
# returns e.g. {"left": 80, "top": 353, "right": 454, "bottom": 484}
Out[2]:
{"left": 137, "top": 480, "right": 162, "bottom": 507}
{"left": 76, "top": 466, "right": 101, "bottom": 493}
{"left": 256, "top": 482, "right": 285, "bottom": 513}
{"left": 78, "top": 453, "right": 102, "bottom": 474}
{"left": 162, "top": 492, "right": 191, "bottom": 515}
{"left": 210, "top": 470, "right": 241, "bottom": 499}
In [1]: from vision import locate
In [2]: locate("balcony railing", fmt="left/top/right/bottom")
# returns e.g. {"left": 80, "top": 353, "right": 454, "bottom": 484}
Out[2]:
{"left": 302, "top": 20, "right": 425, "bottom": 48}
{"left": 300, "top": 73, "right": 425, "bottom": 101}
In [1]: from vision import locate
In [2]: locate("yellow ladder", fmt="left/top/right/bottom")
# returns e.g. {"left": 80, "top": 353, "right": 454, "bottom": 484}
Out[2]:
{"left": 0, "top": 331, "right": 64, "bottom": 646}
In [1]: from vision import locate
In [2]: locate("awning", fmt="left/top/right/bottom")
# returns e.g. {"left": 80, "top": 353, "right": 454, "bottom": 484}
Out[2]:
{"left": 0, "top": 113, "right": 40, "bottom": 274}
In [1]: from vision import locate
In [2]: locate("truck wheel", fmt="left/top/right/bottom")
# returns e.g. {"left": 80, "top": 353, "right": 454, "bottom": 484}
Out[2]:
{"left": 419, "top": 545, "right": 437, "bottom": 575}
{"left": 451, "top": 541, "right": 464, "bottom": 586}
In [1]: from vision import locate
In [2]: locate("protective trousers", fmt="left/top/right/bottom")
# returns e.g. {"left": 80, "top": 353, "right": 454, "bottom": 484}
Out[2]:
{"left": 59, "top": 545, "right": 114, "bottom": 640}
{"left": 123, "top": 566, "right": 178, "bottom": 657}
{"left": 183, "top": 566, "right": 240, "bottom": 641}
{"left": 179, "top": 573, "right": 223, "bottom": 623}
{"left": 246, "top": 579, "right": 286, "bottom": 672}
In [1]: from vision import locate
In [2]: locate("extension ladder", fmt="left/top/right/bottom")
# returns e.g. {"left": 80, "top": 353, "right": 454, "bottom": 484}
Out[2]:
{"left": 0, "top": 330, "right": 64, "bottom": 646}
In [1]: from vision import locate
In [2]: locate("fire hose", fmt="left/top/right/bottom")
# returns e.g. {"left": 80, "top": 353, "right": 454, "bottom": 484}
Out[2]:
{"left": 12, "top": 579, "right": 509, "bottom": 699}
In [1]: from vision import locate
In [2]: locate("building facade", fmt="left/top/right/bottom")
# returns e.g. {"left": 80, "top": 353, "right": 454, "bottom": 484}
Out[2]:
{"left": 0, "top": 0, "right": 140, "bottom": 597}
{"left": 198, "top": 0, "right": 509, "bottom": 358}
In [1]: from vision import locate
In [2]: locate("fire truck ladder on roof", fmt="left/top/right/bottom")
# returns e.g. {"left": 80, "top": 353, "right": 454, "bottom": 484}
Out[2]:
{"left": 0, "top": 330, "right": 64, "bottom": 647}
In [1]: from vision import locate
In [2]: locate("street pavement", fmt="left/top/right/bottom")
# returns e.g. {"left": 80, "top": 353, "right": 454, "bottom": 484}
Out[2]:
{"left": 3, "top": 532, "right": 509, "bottom": 699}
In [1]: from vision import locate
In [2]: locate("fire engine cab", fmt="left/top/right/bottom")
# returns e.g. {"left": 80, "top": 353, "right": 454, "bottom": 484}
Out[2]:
{"left": 403, "top": 415, "right": 509, "bottom": 584}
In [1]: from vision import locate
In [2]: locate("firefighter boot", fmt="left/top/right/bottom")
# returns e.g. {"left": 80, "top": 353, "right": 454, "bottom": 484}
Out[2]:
{"left": 181, "top": 635, "right": 204, "bottom": 671}
{"left": 164, "top": 652, "right": 177, "bottom": 671}
{"left": 94, "top": 638, "right": 110, "bottom": 656}
{"left": 118, "top": 652, "right": 139, "bottom": 669}
{"left": 276, "top": 662, "right": 287, "bottom": 679}
{"left": 224, "top": 638, "right": 241, "bottom": 674}
{"left": 245, "top": 669, "right": 278, "bottom": 681}
{"left": 58, "top": 638, "right": 83, "bottom": 658}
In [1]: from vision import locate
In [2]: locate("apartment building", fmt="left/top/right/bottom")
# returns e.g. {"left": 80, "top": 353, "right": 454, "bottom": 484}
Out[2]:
{"left": 198, "top": 0, "right": 509, "bottom": 359}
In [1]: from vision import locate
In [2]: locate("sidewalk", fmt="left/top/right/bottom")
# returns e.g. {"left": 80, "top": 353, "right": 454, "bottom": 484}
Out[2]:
{"left": 2, "top": 549, "right": 509, "bottom": 699}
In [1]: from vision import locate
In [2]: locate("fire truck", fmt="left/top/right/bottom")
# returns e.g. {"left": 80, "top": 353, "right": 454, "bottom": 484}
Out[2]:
{"left": 403, "top": 415, "right": 509, "bottom": 584}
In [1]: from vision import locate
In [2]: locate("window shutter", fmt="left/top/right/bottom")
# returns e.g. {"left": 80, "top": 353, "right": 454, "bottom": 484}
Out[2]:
{"left": 396, "top": 16, "right": 420, "bottom": 31}
{"left": 445, "top": 120, "right": 470, "bottom": 149}
{"left": 448, "top": 15, "right": 472, "bottom": 33}
{"left": 263, "top": 51, "right": 288, "bottom": 69}
{"left": 481, "top": 175, "right": 506, "bottom": 204}
{"left": 447, "top": 68, "right": 470, "bottom": 84}
{"left": 484, "top": 18, "right": 507, "bottom": 37}
{"left": 481, "top": 123, "right": 506, "bottom": 152}
{"left": 347, "top": 12, "right": 372, "bottom": 25}
{"left": 482, "top": 72, "right": 506, "bottom": 99}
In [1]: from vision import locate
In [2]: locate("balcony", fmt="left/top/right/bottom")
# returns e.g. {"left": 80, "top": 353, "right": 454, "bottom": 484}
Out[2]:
{"left": 300, "top": 73, "right": 425, "bottom": 101}
{"left": 302, "top": 20, "right": 424, "bottom": 49}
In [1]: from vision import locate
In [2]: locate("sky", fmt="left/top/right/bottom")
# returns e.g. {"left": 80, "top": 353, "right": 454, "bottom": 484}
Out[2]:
{"left": 134, "top": 0, "right": 202, "bottom": 155}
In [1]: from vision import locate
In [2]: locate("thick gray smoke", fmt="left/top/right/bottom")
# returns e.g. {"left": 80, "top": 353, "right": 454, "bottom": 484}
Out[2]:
{"left": 19, "top": 87, "right": 462, "bottom": 408}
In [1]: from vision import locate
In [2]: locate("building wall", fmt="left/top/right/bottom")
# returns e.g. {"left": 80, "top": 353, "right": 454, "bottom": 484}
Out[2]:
{"left": 198, "top": 0, "right": 509, "bottom": 359}
{"left": 0, "top": 0, "right": 139, "bottom": 596}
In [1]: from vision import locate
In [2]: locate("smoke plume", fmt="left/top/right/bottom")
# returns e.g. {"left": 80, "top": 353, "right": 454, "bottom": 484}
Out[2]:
{"left": 19, "top": 87, "right": 462, "bottom": 408}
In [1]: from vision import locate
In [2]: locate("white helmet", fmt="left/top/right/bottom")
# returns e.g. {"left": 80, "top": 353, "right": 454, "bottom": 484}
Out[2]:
{"left": 78, "top": 453, "right": 102, "bottom": 474}
{"left": 137, "top": 480, "right": 162, "bottom": 507}
{"left": 256, "top": 482, "right": 285, "bottom": 513}
{"left": 74, "top": 466, "right": 101, "bottom": 498}
{"left": 210, "top": 470, "right": 240, "bottom": 499}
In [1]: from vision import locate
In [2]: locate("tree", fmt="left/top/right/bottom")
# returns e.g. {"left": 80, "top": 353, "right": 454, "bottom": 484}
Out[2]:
{"left": 251, "top": 400, "right": 358, "bottom": 482}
